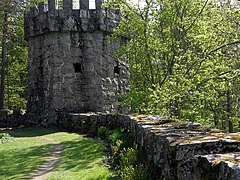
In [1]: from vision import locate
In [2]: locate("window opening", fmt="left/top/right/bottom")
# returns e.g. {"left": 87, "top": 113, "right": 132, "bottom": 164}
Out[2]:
{"left": 114, "top": 66, "right": 120, "bottom": 74}
{"left": 73, "top": 62, "right": 82, "bottom": 73}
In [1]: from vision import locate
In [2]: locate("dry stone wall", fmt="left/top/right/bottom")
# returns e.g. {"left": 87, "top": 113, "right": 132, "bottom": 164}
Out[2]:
{"left": 58, "top": 112, "right": 240, "bottom": 180}
{"left": 25, "top": 0, "right": 129, "bottom": 124}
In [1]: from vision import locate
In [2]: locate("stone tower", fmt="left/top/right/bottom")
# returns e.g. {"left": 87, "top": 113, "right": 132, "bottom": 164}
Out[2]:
{"left": 24, "top": 0, "right": 129, "bottom": 124}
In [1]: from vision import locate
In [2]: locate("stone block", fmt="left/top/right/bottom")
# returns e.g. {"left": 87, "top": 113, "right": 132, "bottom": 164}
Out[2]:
{"left": 73, "top": 48, "right": 83, "bottom": 57}
{"left": 107, "top": 10, "right": 116, "bottom": 20}
{"left": 80, "top": 0, "right": 89, "bottom": 10}
{"left": 30, "top": 6, "right": 39, "bottom": 17}
{"left": 0, "top": 109, "right": 8, "bottom": 120}
{"left": 63, "top": 17, "right": 76, "bottom": 30}
{"left": 100, "top": 24, "right": 107, "bottom": 31}
{"left": 195, "top": 153, "right": 240, "bottom": 180}
{"left": 80, "top": 9, "right": 88, "bottom": 18}
{"left": 63, "top": 0, "right": 73, "bottom": 10}
{"left": 83, "top": 62, "right": 94, "bottom": 72}
{"left": 58, "top": 9, "right": 70, "bottom": 19}
{"left": 48, "top": 0, "right": 58, "bottom": 11}
{"left": 38, "top": 2, "right": 48, "bottom": 14}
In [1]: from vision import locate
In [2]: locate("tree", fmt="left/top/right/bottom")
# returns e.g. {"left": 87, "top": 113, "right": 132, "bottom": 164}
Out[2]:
{"left": 0, "top": 1, "right": 8, "bottom": 109}
{"left": 105, "top": 0, "right": 240, "bottom": 131}
{"left": 0, "top": 0, "right": 41, "bottom": 110}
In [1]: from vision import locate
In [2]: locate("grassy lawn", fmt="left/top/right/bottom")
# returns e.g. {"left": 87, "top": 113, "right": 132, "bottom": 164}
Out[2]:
{"left": 0, "top": 127, "right": 115, "bottom": 180}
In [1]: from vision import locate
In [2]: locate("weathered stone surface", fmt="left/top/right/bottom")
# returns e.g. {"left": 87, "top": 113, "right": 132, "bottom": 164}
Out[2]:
{"left": 0, "top": 109, "right": 26, "bottom": 128}
{"left": 56, "top": 112, "right": 240, "bottom": 180}
{"left": 195, "top": 153, "right": 240, "bottom": 180}
{"left": 0, "top": 109, "right": 8, "bottom": 121}
{"left": 24, "top": 2, "right": 120, "bottom": 40}
{"left": 25, "top": 1, "right": 129, "bottom": 124}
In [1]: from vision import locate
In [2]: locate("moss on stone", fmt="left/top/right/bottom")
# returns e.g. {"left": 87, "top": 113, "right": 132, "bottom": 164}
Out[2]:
{"left": 172, "top": 122, "right": 189, "bottom": 129}
{"left": 228, "top": 134, "right": 240, "bottom": 142}
{"left": 212, "top": 157, "right": 240, "bottom": 166}
{"left": 209, "top": 129, "right": 225, "bottom": 133}
{"left": 151, "top": 129, "right": 168, "bottom": 134}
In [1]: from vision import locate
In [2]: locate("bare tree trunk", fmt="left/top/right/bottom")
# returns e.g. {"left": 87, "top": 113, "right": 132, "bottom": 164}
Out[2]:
{"left": 213, "top": 112, "right": 218, "bottom": 127}
{"left": 0, "top": 11, "right": 8, "bottom": 109}
{"left": 227, "top": 90, "right": 233, "bottom": 132}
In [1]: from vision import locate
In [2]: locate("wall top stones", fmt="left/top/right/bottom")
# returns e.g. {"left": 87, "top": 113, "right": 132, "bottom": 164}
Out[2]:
{"left": 24, "top": 0, "right": 121, "bottom": 40}
{"left": 45, "top": 0, "right": 105, "bottom": 11}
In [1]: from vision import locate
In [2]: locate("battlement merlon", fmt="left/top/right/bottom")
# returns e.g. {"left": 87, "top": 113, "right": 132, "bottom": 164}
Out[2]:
{"left": 24, "top": 0, "right": 121, "bottom": 40}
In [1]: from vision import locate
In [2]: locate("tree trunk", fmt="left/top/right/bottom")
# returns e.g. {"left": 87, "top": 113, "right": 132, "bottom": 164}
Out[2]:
{"left": 213, "top": 112, "right": 218, "bottom": 127}
{"left": 0, "top": 11, "right": 8, "bottom": 109}
{"left": 227, "top": 90, "right": 233, "bottom": 132}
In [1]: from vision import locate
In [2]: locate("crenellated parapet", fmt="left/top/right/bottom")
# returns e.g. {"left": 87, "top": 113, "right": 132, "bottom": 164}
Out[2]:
{"left": 24, "top": 0, "right": 121, "bottom": 40}
{"left": 25, "top": 0, "right": 129, "bottom": 124}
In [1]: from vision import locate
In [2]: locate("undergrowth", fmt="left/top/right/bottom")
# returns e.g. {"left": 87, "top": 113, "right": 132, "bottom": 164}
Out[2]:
{"left": 98, "top": 126, "right": 149, "bottom": 180}
{"left": 0, "top": 133, "right": 15, "bottom": 144}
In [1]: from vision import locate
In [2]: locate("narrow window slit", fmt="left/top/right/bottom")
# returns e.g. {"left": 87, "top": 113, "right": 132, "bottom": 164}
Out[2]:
{"left": 114, "top": 66, "right": 120, "bottom": 74}
{"left": 73, "top": 62, "right": 82, "bottom": 73}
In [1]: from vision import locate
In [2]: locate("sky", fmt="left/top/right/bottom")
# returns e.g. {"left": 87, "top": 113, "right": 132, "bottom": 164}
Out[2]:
{"left": 71, "top": 0, "right": 146, "bottom": 9}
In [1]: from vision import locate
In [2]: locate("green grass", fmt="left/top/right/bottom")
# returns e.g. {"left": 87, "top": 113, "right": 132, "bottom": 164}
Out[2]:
{"left": 0, "top": 127, "right": 115, "bottom": 180}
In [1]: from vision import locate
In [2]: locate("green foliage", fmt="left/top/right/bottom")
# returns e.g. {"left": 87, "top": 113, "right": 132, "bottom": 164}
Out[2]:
{"left": 119, "top": 89, "right": 152, "bottom": 114}
{"left": 121, "top": 164, "right": 148, "bottom": 180}
{"left": 0, "top": 0, "right": 44, "bottom": 109}
{"left": 120, "top": 144, "right": 139, "bottom": 168}
{"left": 108, "top": 128, "right": 133, "bottom": 152}
{"left": 101, "top": 128, "right": 134, "bottom": 170}
{"left": 0, "top": 133, "right": 14, "bottom": 143}
{"left": 98, "top": 127, "right": 149, "bottom": 179}
{"left": 105, "top": 0, "right": 240, "bottom": 132}
{"left": 0, "top": 0, "right": 32, "bottom": 109}
{"left": 97, "top": 126, "right": 110, "bottom": 139}
{"left": 120, "top": 145, "right": 148, "bottom": 180}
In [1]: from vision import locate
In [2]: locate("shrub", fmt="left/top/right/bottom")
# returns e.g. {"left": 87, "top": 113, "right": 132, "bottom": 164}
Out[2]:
{"left": 107, "top": 129, "right": 125, "bottom": 145}
{"left": 98, "top": 128, "right": 149, "bottom": 179}
{"left": 120, "top": 145, "right": 148, "bottom": 180}
{"left": 0, "top": 133, "right": 15, "bottom": 143}
{"left": 108, "top": 129, "right": 133, "bottom": 151}
{"left": 97, "top": 126, "right": 110, "bottom": 139}
{"left": 121, "top": 164, "right": 149, "bottom": 180}
{"left": 120, "top": 145, "right": 139, "bottom": 168}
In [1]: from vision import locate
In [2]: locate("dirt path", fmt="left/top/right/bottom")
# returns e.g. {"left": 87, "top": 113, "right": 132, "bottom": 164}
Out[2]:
{"left": 30, "top": 143, "right": 63, "bottom": 180}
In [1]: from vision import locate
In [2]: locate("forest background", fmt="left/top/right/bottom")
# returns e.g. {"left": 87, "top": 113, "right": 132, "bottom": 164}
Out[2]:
{"left": 0, "top": 0, "right": 240, "bottom": 132}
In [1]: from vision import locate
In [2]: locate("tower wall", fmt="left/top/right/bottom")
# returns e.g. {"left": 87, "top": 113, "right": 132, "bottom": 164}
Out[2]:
{"left": 24, "top": 0, "right": 129, "bottom": 124}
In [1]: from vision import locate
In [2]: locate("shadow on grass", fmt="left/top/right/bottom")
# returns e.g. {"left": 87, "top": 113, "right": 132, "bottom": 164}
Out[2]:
{"left": 59, "top": 139, "right": 104, "bottom": 170}
{"left": 50, "top": 138, "right": 119, "bottom": 179}
{"left": 0, "top": 126, "right": 60, "bottom": 137}
{"left": 0, "top": 144, "right": 50, "bottom": 180}
{"left": 1, "top": 127, "right": 118, "bottom": 179}
{"left": 3, "top": 127, "right": 109, "bottom": 171}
